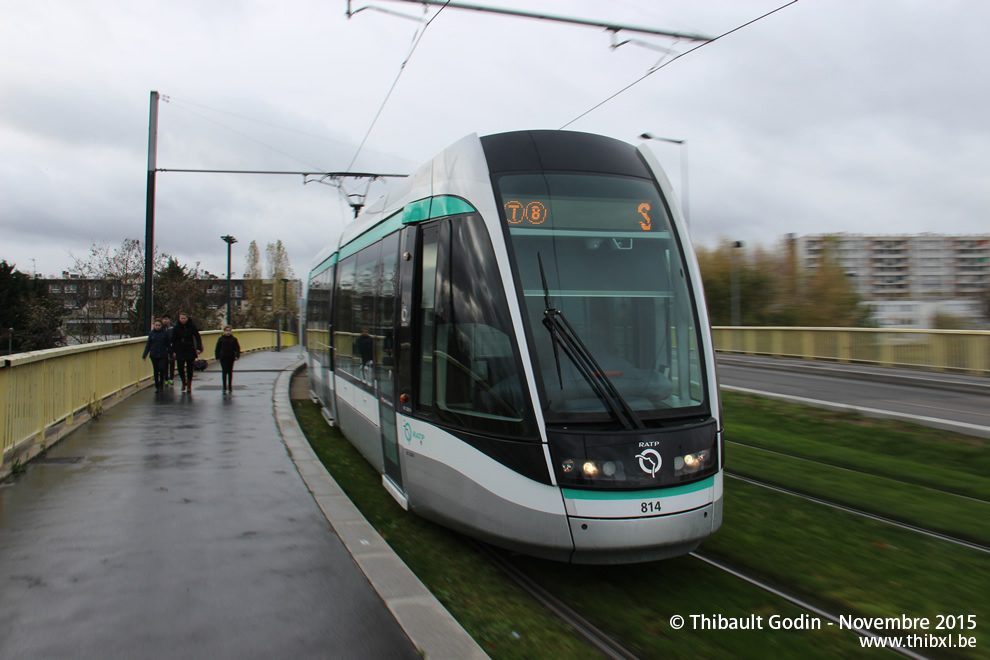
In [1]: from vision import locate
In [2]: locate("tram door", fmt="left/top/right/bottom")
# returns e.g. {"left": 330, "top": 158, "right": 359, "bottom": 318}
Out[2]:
{"left": 378, "top": 231, "right": 403, "bottom": 490}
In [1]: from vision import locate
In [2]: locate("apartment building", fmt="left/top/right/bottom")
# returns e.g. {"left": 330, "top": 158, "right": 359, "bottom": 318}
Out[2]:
{"left": 794, "top": 234, "right": 989, "bottom": 299}
{"left": 793, "top": 234, "right": 989, "bottom": 328}
{"left": 42, "top": 274, "right": 297, "bottom": 341}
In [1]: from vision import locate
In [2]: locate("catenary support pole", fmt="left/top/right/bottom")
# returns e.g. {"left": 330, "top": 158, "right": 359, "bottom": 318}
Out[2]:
{"left": 143, "top": 91, "right": 159, "bottom": 332}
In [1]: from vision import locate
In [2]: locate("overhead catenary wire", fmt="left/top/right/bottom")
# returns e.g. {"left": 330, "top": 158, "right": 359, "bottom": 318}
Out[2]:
{"left": 166, "top": 96, "right": 419, "bottom": 169}
{"left": 156, "top": 168, "right": 405, "bottom": 178}
{"left": 560, "top": 0, "right": 800, "bottom": 129}
{"left": 346, "top": 0, "right": 452, "bottom": 173}
{"left": 166, "top": 97, "right": 354, "bottom": 148}
{"left": 157, "top": 96, "right": 408, "bottom": 223}
{"left": 164, "top": 98, "right": 329, "bottom": 173}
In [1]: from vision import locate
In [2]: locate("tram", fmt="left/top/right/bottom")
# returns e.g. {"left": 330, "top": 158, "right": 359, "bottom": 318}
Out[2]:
{"left": 305, "top": 130, "right": 722, "bottom": 564}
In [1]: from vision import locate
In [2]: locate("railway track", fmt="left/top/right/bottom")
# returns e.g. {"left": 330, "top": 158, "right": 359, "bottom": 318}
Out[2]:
{"left": 293, "top": 399, "right": 982, "bottom": 659}
{"left": 726, "top": 472, "right": 990, "bottom": 554}
{"left": 726, "top": 439, "right": 989, "bottom": 504}
{"left": 486, "top": 462, "right": 986, "bottom": 659}
{"left": 478, "top": 537, "right": 938, "bottom": 660}
{"left": 472, "top": 540, "right": 641, "bottom": 660}
{"left": 689, "top": 553, "right": 933, "bottom": 660}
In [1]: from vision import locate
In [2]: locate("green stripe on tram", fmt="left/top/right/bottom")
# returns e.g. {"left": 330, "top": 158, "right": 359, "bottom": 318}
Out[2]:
{"left": 563, "top": 475, "right": 715, "bottom": 500}
{"left": 309, "top": 253, "right": 337, "bottom": 278}
{"left": 337, "top": 196, "right": 479, "bottom": 260}
{"left": 339, "top": 210, "right": 405, "bottom": 259}
{"left": 402, "top": 199, "right": 433, "bottom": 224}
{"left": 428, "top": 196, "right": 476, "bottom": 218}
{"left": 402, "top": 196, "right": 477, "bottom": 224}
{"left": 341, "top": 196, "right": 479, "bottom": 258}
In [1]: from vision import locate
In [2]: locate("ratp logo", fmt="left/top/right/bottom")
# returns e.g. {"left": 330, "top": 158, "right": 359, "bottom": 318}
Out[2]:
{"left": 635, "top": 449, "right": 662, "bottom": 477}
{"left": 402, "top": 421, "right": 425, "bottom": 443}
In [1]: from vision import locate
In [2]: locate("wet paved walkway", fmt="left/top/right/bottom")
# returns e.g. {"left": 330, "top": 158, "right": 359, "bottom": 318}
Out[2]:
{"left": 0, "top": 350, "right": 480, "bottom": 659}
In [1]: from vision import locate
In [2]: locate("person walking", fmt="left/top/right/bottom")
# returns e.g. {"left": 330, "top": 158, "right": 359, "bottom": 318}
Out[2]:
{"left": 171, "top": 313, "right": 203, "bottom": 393}
{"left": 141, "top": 319, "right": 171, "bottom": 393}
{"left": 214, "top": 325, "right": 241, "bottom": 393}
{"left": 161, "top": 314, "right": 176, "bottom": 387}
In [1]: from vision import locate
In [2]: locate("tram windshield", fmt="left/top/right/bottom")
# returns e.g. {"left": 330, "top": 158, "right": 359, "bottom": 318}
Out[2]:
{"left": 496, "top": 173, "right": 707, "bottom": 423}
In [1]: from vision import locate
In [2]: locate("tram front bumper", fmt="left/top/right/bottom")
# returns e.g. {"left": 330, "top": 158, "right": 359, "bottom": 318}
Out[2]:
{"left": 568, "top": 497, "right": 721, "bottom": 564}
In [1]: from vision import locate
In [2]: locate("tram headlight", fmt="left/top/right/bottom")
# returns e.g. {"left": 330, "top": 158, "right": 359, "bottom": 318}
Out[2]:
{"left": 674, "top": 450, "right": 711, "bottom": 476}
{"left": 558, "top": 458, "right": 625, "bottom": 484}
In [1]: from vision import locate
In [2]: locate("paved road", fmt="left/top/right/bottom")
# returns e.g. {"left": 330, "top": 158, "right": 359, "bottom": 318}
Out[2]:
{"left": 717, "top": 354, "right": 990, "bottom": 435}
{"left": 0, "top": 351, "right": 421, "bottom": 660}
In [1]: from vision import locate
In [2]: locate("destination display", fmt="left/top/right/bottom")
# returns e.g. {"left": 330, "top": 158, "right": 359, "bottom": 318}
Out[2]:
{"left": 502, "top": 198, "right": 662, "bottom": 233}
{"left": 497, "top": 173, "right": 668, "bottom": 233}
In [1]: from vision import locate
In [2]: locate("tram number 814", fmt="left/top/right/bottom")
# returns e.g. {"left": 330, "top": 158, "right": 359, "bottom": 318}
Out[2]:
{"left": 641, "top": 501, "right": 663, "bottom": 514}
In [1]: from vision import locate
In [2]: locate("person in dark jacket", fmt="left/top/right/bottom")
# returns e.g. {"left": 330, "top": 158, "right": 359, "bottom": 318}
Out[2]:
{"left": 142, "top": 319, "right": 172, "bottom": 393}
{"left": 214, "top": 325, "right": 241, "bottom": 393}
{"left": 171, "top": 312, "right": 203, "bottom": 392}
{"left": 161, "top": 314, "right": 175, "bottom": 387}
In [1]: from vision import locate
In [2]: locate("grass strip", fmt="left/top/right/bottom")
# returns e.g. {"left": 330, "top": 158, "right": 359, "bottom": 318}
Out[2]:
{"left": 293, "top": 400, "right": 875, "bottom": 659}
{"left": 727, "top": 442, "right": 990, "bottom": 547}
{"left": 510, "top": 553, "right": 877, "bottom": 659}
{"left": 700, "top": 480, "right": 990, "bottom": 657}
{"left": 723, "top": 392, "right": 990, "bottom": 500}
{"left": 294, "top": 400, "right": 600, "bottom": 659}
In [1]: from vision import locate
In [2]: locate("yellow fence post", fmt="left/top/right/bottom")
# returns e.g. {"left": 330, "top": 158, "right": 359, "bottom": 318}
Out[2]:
{"left": 933, "top": 333, "right": 947, "bottom": 372}
{"left": 974, "top": 334, "right": 988, "bottom": 376}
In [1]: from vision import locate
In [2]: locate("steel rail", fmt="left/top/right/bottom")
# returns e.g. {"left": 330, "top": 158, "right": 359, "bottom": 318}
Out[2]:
{"left": 472, "top": 541, "right": 640, "bottom": 660}
{"left": 725, "top": 439, "right": 990, "bottom": 505}
{"left": 690, "top": 553, "right": 932, "bottom": 660}
{"left": 725, "top": 472, "right": 990, "bottom": 554}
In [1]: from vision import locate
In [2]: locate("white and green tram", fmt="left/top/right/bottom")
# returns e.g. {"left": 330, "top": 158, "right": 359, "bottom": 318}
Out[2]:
{"left": 305, "top": 130, "right": 722, "bottom": 564}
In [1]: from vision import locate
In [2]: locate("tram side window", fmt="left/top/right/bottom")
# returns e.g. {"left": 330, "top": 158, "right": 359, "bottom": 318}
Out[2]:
{"left": 306, "top": 273, "right": 320, "bottom": 353}
{"left": 306, "top": 266, "right": 333, "bottom": 362}
{"left": 377, "top": 233, "right": 399, "bottom": 398}
{"left": 333, "top": 256, "right": 357, "bottom": 377}
{"left": 432, "top": 215, "right": 531, "bottom": 434}
{"left": 353, "top": 245, "right": 380, "bottom": 386}
{"left": 306, "top": 276, "right": 318, "bottom": 352}
{"left": 322, "top": 268, "right": 334, "bottom": 366}
{"left": 418, "top": 225, "right": 439, "bottom": 409}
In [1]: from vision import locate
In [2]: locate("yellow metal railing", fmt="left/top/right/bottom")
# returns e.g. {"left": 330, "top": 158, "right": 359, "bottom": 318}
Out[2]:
{"left": 712, "top": 327, "right": 990, "bottom": 376}
{"left": 1, "top": 330, "right": 297, "bottom": 468}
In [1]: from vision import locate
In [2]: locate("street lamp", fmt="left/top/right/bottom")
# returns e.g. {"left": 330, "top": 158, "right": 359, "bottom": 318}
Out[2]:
{"left": 730, "top": 240, "right": 745, "bottom": 326}
{"left": 639, "top": 133, "right": 689, "bottom": 226}
{"left": 221, "top": 235, "right": 238, "bottom": 326}
{"left": 276, "top": 277, "right": 290, "bottom": 352}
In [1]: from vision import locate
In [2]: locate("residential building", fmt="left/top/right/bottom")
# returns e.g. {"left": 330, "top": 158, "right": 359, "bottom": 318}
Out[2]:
{"left": 42, "top": 275, "right": 299, "bottom": 342}
{"left": 793, "top": 234, "right": 989, "bottom": 328}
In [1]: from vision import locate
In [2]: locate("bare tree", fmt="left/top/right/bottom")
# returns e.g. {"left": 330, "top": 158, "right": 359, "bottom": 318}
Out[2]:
{"left": 67, "top": 238, "right": 165, "bottom": 341}
{"left": 265, "top": 240, "right": 295, "bottom": 312}
{"left": 147, "top": 258, "right": 225, "bottom": 330}
{"left": 696, "top": 237, "right": 868, "bottom": 327}
{"left": 236, "top": 240, "right": 270, "bottom": 328}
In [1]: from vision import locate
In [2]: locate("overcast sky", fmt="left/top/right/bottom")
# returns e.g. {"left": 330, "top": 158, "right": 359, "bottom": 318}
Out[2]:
{"left": 2, "top": 0, "right": 988, "bottom": 279}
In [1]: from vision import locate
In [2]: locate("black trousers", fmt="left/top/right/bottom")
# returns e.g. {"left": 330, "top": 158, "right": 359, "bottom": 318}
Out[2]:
{"left": 220, "top": 358, "right": 236, "bottom": 390}
{"left": 177, "top": 357, "right": 195, "bottom": 385}
{"left": 151, "top": 357, "right": 168, "bottom": 389}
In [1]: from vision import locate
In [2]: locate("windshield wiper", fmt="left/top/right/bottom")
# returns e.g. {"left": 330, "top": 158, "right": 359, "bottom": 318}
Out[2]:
{"left": 538, "top": 253, "right": 645, "bottom": 431}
